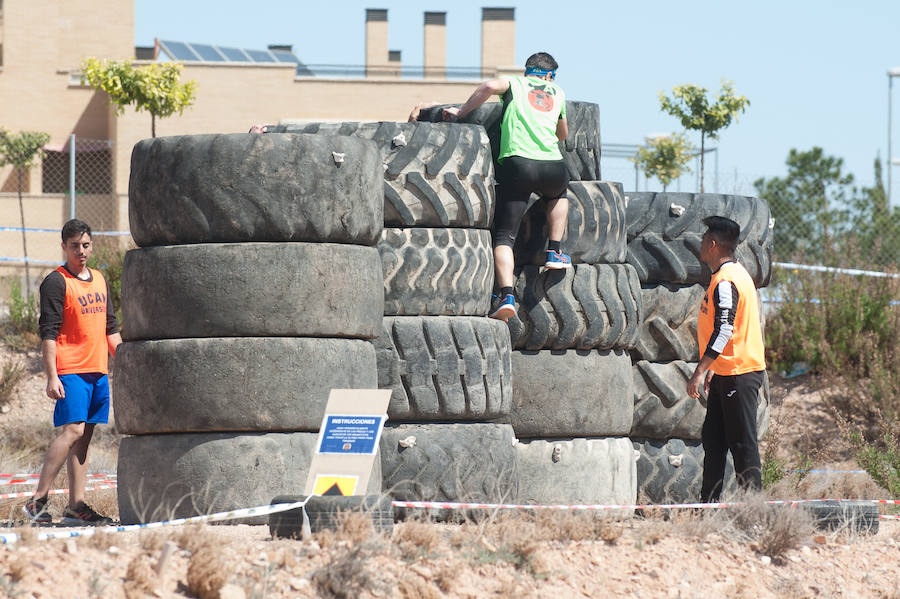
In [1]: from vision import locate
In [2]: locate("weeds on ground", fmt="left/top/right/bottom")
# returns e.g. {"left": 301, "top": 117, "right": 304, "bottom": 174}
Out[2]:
{"left": 760, "top": 416, "right": 814, "bottom": 492}
{"left": 766, "top": 254, "right": 900, "bottom": 446}
{"left": 836, "top": 414, "right": 900, "bottom": 499}
{"left": 3, "top": 280, "right": 40, "bottom": 351}
{"left": 311, "top": 543, "right": 389, "bottom": 599}
{"left": 186, "top": 542, "right": 230, "bottom": 599}
{"left": 394, "top": 518, "right": 442, "bottom": 559}
{"left": 0, "top": 361, "right": 24, "bottom": 405}
{"left": 123, "top": 553, "right": 157, "bottom": 598}
{"left": 719, "top": 491, "right": 815, "bottom": 559}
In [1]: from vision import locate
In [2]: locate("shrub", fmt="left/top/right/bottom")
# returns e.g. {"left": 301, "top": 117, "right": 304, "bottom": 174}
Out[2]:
{"left": 765, "top": 261, "right": 900, "bottom": 432}
{"left": 836, "top": 414, "right": 900, "bottom": 498}
{"left": 6, "top": 279, "right": 38, "bottom": 335}
{"left": 0, "top": 361, "right": 24, "bottom": 405}
{"left": 87, "top": 244, "right": 126, "bottom": 328}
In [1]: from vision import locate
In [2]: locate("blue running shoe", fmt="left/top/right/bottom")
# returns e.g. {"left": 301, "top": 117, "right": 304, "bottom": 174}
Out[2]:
{"left": 488, "top": 293, "right": 516, "bottom": 321}
{"left": 544, "top": 249, "right": 573, "bottom": 269}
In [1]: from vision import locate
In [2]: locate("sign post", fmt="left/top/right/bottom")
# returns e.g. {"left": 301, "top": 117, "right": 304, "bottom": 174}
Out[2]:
{"left": 304, "top": 389, "right": 391, "bottom": 496}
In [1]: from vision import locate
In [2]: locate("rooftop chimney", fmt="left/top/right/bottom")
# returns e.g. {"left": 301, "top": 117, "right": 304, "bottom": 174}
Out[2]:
{"left": 481, "top": 7, "right": 515, "bottom": 77}
{"left": 365, "top": 8, "right": 389, "bottom": 77}
{"left": 423, "top": 11, "right": 446, "bottom": 79}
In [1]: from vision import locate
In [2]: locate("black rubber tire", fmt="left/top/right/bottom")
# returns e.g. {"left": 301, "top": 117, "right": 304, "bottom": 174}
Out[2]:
{"left": 627, "top": 234, "right": 772, "bottom": 288}
{"left": 113, "top": 338, "right": 377, "bottom": 434}
{"left": 507, "top": 349, "right": 633, "bottom": 438}
{"left": 416, "top": 101, "right": 602, "bottom": 181}
{"left": 800, "top": 500, "right": 879, "bottom": 534}
{"left": 121, "top": 243, "right": 383, "bottom": 340}
{"left": 632, "top": 285, "right": 768, "bottom": 362}
{"left": 625, "top": 192, "right": 774, "bottom": 287}
{"left": 631, "top": 437, "right": 736, "bottom": 504}
{"left": 631, "top": 361, "right": 771, "bottom": 440}
{"left": 268, "top": 495, "right": 394, "bottom": 538}
{"left": 632, "top": 283, "right": 704, "bottom": 362}
{"left": 379, "top": 228, "right": 493, "bottom": 316}
{"left": 515, "top": 437, "right": 636, "bottom": 509}
{"left": 117, "top": 432, "right": 382, "bottom": 525}
{"left": 380, "top": 423, "right": 518, "bottom": 520}
{"left": 374, "top": 316, "right": 512, "bottom": 422}
{"left": 507, "top": 263, "right": 642, "bottom": 351}
{"left": 271, "top": 121, "right": 494, "bottom": 228}
{"left": 128, "top": 133, "right": 384, "bottom": 247}
{"left": 513, "top": 181, "right": 627, "bottom": 266}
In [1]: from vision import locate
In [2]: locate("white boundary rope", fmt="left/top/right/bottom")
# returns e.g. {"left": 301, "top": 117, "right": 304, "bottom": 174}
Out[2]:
{"left": 0, "top": 497, "right": 310, "bottom": 545}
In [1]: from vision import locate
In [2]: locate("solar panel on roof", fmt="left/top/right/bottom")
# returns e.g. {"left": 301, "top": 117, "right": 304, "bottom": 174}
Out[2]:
{"left": 190, "top": 44, "right": 225, "bottom": 61}
{"left": 245, "top": 49, "right": 276, "bottom": 62}
{"left": 218, "top": 47, "right": 250, "bottom": 61}
{"left": 271, "top": 50, "right": 299, "bottom": 63}
{"left": 159, "top": 40, "right": 199, "bottom": 61}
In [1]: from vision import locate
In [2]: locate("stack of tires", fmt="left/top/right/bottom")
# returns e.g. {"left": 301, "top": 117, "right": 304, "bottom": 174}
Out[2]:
{"left": 114, "top": 133, "right": 385, "bottom": 524}
{"left": 272, "top": 121, "right": 518, "bottom": 518}
{"left": 505, "top": 181, "right": 640, "bottom": 511}
{"left": 419, "top": 102, "right": 638, "bottom": 511}
{"left": 627, "top": 192, "right": 774, "bottom": 503}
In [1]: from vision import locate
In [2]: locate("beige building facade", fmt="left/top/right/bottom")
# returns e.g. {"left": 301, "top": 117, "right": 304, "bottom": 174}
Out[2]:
{"left": 0, "top": 0, "right": 518, "bottom": 284}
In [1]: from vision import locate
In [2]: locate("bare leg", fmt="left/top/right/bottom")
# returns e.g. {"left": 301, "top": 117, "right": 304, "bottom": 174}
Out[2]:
{"left": 33, "top": 422, "right": 85, "bottom": 499}
{"left": 493, "top": 245, "right": 515, "bottom": 290}
{"left": 67, "top": 423, "right": 95, "bottom": 507}
{"left": 546, "top": 196, "right": 569, "bottom": 242}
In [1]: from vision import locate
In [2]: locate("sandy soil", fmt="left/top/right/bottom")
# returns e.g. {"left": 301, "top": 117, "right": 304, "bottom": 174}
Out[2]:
{"left": 1, "top": 346, "right": 898, "bottom": 599}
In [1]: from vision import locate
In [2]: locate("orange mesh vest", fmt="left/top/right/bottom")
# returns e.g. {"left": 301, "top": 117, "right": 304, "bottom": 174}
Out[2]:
{"left": 697, "top": 261, "right": 766, "bottom": 376}
{"left": 55, "top": 266, "right": 110, "bottom": 375}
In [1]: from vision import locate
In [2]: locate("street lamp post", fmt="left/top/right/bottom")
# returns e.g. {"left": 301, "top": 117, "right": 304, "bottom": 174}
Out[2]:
{"left": 888, "top": 68, "right": 900, "bottom": 204}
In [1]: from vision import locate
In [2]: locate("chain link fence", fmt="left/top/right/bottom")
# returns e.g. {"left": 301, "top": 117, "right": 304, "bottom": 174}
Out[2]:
{"left": 1, "top": 136, "right": 121, "bottom": 296}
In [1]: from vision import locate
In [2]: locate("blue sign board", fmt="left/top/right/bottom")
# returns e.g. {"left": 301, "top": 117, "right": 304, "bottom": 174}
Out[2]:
{"left": 317, "top": 414, "right": 385, "bottom": 455}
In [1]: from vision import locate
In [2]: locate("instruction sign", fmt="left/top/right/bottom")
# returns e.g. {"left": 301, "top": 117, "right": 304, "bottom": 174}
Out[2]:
{"left": 304, "top": 389, "right": 391, "bottom": 496}
{"left": 317, "top": 414, "right": 385, "bottom": 455}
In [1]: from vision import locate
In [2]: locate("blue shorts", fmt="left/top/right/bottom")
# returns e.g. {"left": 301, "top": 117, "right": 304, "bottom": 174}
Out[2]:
{"left": 53, "top": 373, "right": 110, "bottom": 427}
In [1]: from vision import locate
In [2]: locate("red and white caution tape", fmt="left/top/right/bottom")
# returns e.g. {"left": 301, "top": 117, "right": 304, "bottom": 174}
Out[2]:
{"left": 0, "top": 481, "right": 117, "bottom": 501}
{"left": 390, "top": 498, "right": 900, "bottom": 511}
{"left": 0, "top": 473, "right": 115, "bottom": 485}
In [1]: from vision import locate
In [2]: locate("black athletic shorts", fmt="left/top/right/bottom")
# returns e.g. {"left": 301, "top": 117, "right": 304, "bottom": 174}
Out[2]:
{"left": 493, "top": 155, "right": 569, "bottom": 248}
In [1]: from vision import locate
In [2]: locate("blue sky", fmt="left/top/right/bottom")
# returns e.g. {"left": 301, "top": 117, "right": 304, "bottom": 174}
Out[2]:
{"left": 135, "top": 1, "right": 900, "bottom": 198}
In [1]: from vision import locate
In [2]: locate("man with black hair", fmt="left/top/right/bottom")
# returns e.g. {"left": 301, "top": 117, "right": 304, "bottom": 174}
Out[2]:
{"left": 687, "top": 216, "right": 766, "bottom": 501}
{"left": 443, "top": 51, "right": 570, "bottom": 321}
{"left": 23, "top": 219, "right": 121, "bottom": 525}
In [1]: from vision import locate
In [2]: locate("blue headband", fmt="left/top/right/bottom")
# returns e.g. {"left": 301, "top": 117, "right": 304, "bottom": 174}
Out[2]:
{"left": 525, "top": 67, "right": 556, "bottom": 78}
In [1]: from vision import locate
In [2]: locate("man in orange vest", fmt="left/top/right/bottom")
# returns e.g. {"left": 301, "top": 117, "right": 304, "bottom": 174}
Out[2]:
{"left": 23, "top": 219, "right": 122, "bottom": 525}
{"left": 687, "top": 216, "right": 766, "bottom": 501}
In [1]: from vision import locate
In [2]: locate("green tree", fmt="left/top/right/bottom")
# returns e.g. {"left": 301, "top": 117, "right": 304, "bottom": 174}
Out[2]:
{"left": 81, "top": 58, "right": 197, "bottom": 137}
{"left": 753, "top": 147, "right": 854, "bottom": 262}
{"left": 631, "top": 133, "right": 694, "bottom": 191}
{"left": 659, "top": 80, "right": 749, "bottom": 192}
{"left": 847, "top": 157, "right": 900, "bottom": 267}
{"left": 0, "top": 129, "right": 52, "bottom": 299}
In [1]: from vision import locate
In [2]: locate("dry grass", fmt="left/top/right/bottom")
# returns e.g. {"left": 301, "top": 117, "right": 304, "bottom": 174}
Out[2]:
{"left": 311, "top": 544, "right": 385, "bottom": 599}
{"left": 397, "top": 576, "right": 441, "bottom": 599}
{"left": 721, "top": 492, "right": 815, "bottom": 558}
{"left": 186, "top": 543, "right": 229, "bottom": 599}
{"left": 123, "top": 553, "right": 157, "bottom": 598}
{"left": 394, "top": 519, "right": 441, "bottom": 559}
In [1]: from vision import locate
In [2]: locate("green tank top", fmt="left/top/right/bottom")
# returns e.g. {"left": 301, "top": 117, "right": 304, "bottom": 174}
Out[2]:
{"left": 499, "top": 75, "right": 566, "bottom": 162}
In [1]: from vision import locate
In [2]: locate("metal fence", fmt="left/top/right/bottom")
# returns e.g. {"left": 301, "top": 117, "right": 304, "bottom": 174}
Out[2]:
{"left": 601, "top": 148, "right": 900, "bottom": 272}
{"left": 1, "top": 136, "right": 123, "bottom": 294}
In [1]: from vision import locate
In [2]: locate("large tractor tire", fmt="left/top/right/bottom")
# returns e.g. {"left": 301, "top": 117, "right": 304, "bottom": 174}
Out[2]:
{"left": 374, "top": 316, "right": 512, "bottom": 422}
{"left": 379, "top": 228, "right": 493, "bottom": 316}
{"left": 272, "top": 121, "right": 494, "bottom": 228}
{"left": 114, "top": 337, "right": 377, "bottom": 434}
{"left": 507, "top": 263, "right": 641, "bottom": 351}
{"left": 121, "top": 243, "right": 383, "bottom": 340}
{"left": 128, "top": 133, "right": 383, "bottom": 247}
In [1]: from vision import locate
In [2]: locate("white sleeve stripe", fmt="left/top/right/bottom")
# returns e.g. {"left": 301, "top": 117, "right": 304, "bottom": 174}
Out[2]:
{"left": 706, "top": 280, "right": 738, "bottom": 355}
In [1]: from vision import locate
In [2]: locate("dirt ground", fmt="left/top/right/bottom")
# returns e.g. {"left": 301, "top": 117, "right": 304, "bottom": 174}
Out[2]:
{"left": 1, "top": 346, "right": 898, "bottom": 599}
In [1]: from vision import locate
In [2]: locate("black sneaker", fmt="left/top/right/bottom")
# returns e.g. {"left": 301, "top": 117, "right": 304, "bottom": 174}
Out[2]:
{"left": 61, "top": 502, "right": 113, "bottom": 526}
{"left": 23, "top": 496, "right": 52, "bottom": 524}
